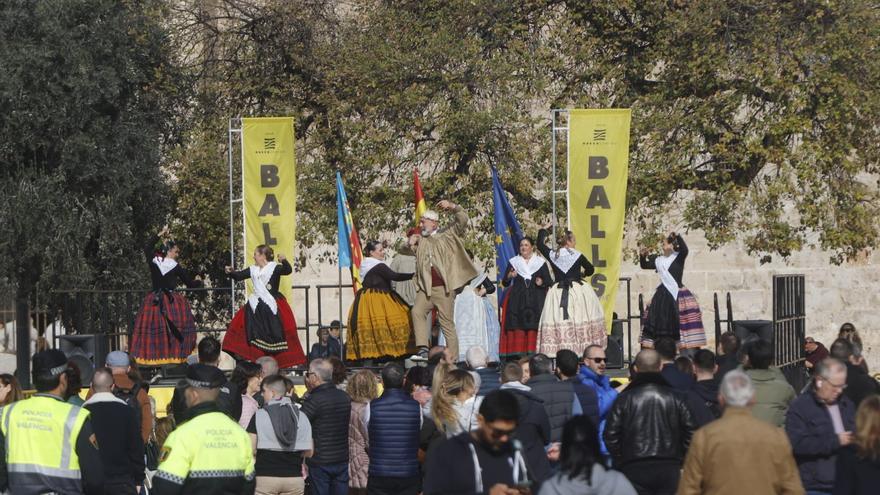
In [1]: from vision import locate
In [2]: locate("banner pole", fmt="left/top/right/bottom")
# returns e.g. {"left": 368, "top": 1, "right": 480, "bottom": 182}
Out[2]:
{"left": 338, "top": 265, "right": 345, "bottom": 364}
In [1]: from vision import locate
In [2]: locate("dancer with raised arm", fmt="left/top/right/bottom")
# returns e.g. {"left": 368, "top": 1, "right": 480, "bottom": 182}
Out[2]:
{"left": 535, "top": 224, "right": 606, "bottom": 354}
{"left": 347, "top": 240, "right": 414, "bottom": 360}
{"left": 410, "top": 200, "right": 478, "bottom": 362}
{"left": 224, "top": 245, "right": 306, "bottom": 367}
{"left": 131, "top": 231, "right": 202, "bottom": 365}
{"left": 639, "top": 232, "right": 706, "bottom": 353}
{"left": 499, "top": 237, "right": 551, "bottom": 358}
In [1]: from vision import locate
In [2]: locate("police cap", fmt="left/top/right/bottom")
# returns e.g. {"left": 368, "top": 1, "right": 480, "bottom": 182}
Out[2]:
{"left": 186, "top": 363, "right": 226, "bottom": 389}
{"left": 32, "top": 349, "right": 69, "bottom": 378}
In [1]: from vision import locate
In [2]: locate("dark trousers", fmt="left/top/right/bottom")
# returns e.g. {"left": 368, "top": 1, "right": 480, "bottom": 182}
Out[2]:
{"left": 104, "top": 479, "right": 137, "bottom": 495}
{"left": 619, "top": 459, "right": 681, "bottom": 495}
{"left": 366, "top": 475, "right": 420, "bottom": 495}
{"left": 307, "top": 462, "right": 349, "bottom": 495}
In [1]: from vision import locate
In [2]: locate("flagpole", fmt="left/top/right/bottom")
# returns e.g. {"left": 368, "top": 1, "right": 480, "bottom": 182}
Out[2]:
{"left": 338, "top": 264, "right": 345, "bottom": 365}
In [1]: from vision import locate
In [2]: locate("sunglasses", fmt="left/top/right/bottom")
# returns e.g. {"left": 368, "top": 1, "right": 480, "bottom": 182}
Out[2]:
{"left": 588, "top": 357, "right": 606, "bottom": 364}
{"left": 487, "top": 425, "right": 516, "bottom": 439}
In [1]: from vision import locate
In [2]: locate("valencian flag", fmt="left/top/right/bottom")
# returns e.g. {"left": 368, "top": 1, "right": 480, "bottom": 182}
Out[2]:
{"left": 336, "top": 171, "right": 363, "bottom": 292}
{"left": 492, "top": 166, "right": 524, "bottom": 301}
{"left": 414, "top": 170, "right": 427, "bottom": 225}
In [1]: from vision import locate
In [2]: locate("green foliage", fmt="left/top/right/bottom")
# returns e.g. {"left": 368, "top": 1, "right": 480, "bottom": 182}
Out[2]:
{"left": 170, "top": 0, "right": 880, "bottom": 270}
{"left": 0, "top": 0, "right": 184, "bottom": 298}
{"left": 5, "top": 0, "right": 880, "bottom": 306}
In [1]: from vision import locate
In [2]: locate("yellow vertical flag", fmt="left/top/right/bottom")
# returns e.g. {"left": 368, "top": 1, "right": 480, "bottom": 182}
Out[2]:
{"left": 242, "top": 117, "right": 297, "bottom": 302}
{"left": 568, "top": 109, "right": 631, "bottom": 332}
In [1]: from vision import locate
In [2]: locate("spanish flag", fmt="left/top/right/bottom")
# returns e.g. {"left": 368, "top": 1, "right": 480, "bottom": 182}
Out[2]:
{"left": 414, "top": 170, "right": 427, "bottom": 225}
{"left": 336, "top": 171, "right": 362, "bottom": 292}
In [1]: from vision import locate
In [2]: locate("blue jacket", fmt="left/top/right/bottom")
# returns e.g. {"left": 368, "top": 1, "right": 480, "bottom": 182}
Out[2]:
{"left": 368, "top": 388, "right": 421, "bottom": 478}
{"left": 578, "top": 365, "right": 619, "bottom": 455}
{"left": 785, "top": 389, "right": 856, "bottom": 492}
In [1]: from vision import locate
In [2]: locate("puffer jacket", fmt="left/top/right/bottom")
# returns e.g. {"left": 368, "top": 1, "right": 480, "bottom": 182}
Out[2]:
{"left": 603, "top": 372, "right": 696, "bottom": 468}
{"left": 578, "top": 365, "right": 619, "bottom": 456}
{"left": 528, "top": 374, "right": 573, "bottom": 443}
{"left": 302, "top": 382, "right": 351, "bottom": 465}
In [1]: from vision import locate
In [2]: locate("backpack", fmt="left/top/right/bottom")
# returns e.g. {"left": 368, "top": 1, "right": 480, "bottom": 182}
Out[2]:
{"left": 113, "top": 381, "right": 144, "bottom": 430}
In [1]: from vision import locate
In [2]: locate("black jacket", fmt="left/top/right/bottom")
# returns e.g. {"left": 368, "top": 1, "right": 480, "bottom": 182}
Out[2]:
{"left": 565, "top": 376, "right": 600, "bottom": 429}
{"left": 505, "top": 387, "right": 552, "bottom": 484}
{"left": 527, "top": 374, "right": 573, "bottom": 443}
{"left": 424, "top": 432, "right": 518, "bottom": 495}
{"left": 833, "top": 445, "right": 880, "bottom": 495}
{"left": 715, "top": 354, "right": 740, "bottom": 381}
{"left": 85, "top": 397, "right": 145, "bottom": 485}
{"left": 171, "top": 370, "right": 242, "bottom": 426}
{"left": 844, "top": 362, "right": 880, "bottom": 407}
{"left": 661, "top": 363, "right": 695, "bottom": 391}
{"left": 603, "top": 373, "right": 696, "bottom": 468}
{"left": 686, "top": 378, "right": 721, "bottom": 428}
{"left": 301, "top": 383, "right": 351, "bottom": 465}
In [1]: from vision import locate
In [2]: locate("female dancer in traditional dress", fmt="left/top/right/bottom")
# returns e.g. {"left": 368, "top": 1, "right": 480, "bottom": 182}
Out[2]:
{"left": 536, "top": 227, "right": 606, "bottom": 354}
{"left": 130, "top": 235, "right": 202, "bottom": 365}
{"left": 639, "top": 232, "right": 706, "bottom": 352}
{"left": 223, "top": 245, "right": 306, "bottom": 367}
{"left": 499, "top": 237, "right": 551, "bottom": 358}
{"left": 447, "top": 253, "right": 500, "bottom": 362}
{"left": 347, "top": 241, "right": 414, "bottom": 360}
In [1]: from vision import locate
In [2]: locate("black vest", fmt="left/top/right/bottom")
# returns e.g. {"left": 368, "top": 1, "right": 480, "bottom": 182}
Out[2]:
{"left": 368, "top": 388, "right": 421, "bottom": 478}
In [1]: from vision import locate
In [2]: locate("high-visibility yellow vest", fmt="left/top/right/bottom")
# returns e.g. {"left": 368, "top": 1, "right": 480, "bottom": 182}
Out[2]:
{"left": 0, "top": 394, "right": 90, "bottom": 494}
{"left": 154, "top": 407, "right": 254, "bottom": 492}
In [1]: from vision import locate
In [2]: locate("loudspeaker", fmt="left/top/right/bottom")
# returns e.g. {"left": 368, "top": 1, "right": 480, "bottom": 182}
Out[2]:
{"left": 733, "top": 320, "right": 774, "bottom": 349}
{"left": 606, "top": 315, "right": 624, "bottom": 369}
{"left": 58, "top": 334, "right": 109, "bottom": 385}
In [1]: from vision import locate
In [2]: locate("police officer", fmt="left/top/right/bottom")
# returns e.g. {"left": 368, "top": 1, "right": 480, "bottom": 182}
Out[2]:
{"left": 0, "top": 349, "right": 104, "bottom": 494}
{"left": 153, "top": 364, "right": 255, "bottom": 495}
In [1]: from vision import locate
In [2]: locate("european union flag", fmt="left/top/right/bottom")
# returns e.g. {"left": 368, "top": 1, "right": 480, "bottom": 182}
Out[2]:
{"left": 492, "top": 166, "right": 523, "bottom": 301}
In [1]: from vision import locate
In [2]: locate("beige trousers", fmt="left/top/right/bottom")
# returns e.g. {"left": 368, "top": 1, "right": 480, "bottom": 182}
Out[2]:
{"left": 412, "top": 286, "right": 457, "bottom": 359}
{"left": 255, "top": 476, "right": 305, "bottom": 495}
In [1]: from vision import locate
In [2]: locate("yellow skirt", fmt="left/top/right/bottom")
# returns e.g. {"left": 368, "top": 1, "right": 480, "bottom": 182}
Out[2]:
{"left": 346, "top": 289, "right": 414, "bottom": 360}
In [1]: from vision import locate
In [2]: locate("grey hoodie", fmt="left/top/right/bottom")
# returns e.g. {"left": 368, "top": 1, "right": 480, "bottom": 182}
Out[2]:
{"left": 538, "top": 465, "right": 637, "bottom": 495}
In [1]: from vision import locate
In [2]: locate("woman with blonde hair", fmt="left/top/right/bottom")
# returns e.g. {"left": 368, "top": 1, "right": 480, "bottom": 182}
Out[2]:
{"left": 347, "top": 370, "right": 378, "bottom": 495}
{"left": 427, "top": 367, "right": 482, "bottom": 438}
{"left": 834, "top": 394, "right": 880, "bottom": 494}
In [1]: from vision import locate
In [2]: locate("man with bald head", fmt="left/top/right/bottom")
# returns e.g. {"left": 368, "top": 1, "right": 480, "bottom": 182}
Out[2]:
{"left": 84, "top": 367, "right": 145, "bottom": 494}
{"left": 604, "top": 350, "right": 695, "bottom": 495}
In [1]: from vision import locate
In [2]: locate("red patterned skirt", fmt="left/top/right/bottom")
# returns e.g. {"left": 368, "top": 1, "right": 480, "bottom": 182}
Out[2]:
{"left": 223, "top": 296, "right": 306, "bottom": 368}
{"left": 130, "top": 291, "right": 198, "bottom": 365}
{"left": 499, "top": 289, "right": 539, "bottom": 357}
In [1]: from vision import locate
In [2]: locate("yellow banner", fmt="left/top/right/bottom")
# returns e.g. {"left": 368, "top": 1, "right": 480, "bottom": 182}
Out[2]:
{"left": 242, "top": 117, "right": 296, "bottom": 301}
{"left": 568, "top": 109, "right": 631, "bottom": 332}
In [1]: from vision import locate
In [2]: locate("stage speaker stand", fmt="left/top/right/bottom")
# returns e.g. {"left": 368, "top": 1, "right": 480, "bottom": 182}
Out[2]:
{"left": 58, "top": 334, "right": 109, "bottom": 385}
{"left": 606, "top": 315, "right": 625, "bottom": 369}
